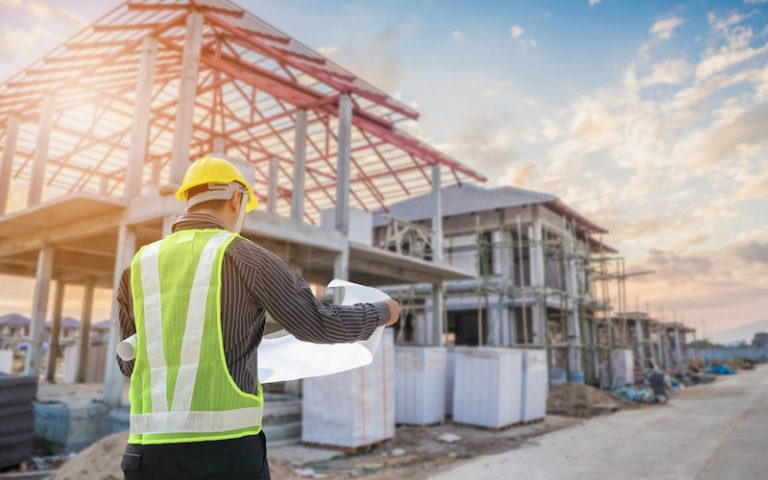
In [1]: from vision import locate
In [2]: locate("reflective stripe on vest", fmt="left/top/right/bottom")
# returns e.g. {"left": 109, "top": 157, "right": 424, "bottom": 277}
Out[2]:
{"left": 128, "top": 230, "right": 263, "bottom": 441}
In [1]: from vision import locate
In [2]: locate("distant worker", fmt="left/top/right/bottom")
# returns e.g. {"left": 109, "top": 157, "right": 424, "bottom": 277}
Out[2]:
{"left": 115, "top": 156, "right": 401, "bottom": 479}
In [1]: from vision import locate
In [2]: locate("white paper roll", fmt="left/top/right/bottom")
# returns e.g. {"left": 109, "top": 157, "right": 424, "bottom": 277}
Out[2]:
{"left": 257, "top": 279, "right": 389, "bottom": 383}
{"left": 117, "top": 334, "right": 137, "bottom": 361}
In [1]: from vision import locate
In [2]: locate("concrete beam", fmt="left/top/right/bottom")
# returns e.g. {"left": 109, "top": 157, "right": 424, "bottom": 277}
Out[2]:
{"left": 431, "top": 164, "right": 443, "bottom": 263}
{"left": 76, "top": 276, "right": 96, "bottom": 383}
{"left": 24, "top": 247, "right": 54, "bottom": 376}
{"left": 244, "top": 209, "right": 345, "bottom": 253}
{"left": 169, "top": 12, "right": 204, "bottom": 186}
{"left": 0, "top": 114, "right": 19, "bottom": 215}
{"left": 267, "top": 156, "right": 278, "bottom": 214}
{"left": 125, "top": 36, "right": 158, "bottom": 198}
{"left": 290, "top": 109, "right": 307, "bottom": 221}
{"left": 103, "top": 225, "right": 136, "bottom": 407}
{"left": 334, "top": 95, "right": 352, "bottom": 234}
{"left": 332, "top": 246, "right": 349, "bottom": 304}
{"left": 28, "top": 95, "right": 55, "bottom": 207}
{"left": 45, "top": 280, "right": 65, "bottom": 382}
{"left": 636, "top": 321, "right": 646, "bottom": 369}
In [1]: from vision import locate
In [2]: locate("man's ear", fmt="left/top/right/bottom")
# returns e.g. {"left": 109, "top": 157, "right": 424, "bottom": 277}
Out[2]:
{"left": 229, "top": 190, "right": 241, "bottom": 211}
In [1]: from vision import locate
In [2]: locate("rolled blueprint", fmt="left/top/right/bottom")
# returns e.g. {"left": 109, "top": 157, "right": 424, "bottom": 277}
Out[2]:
{"left": 117, "top": 333, "right": 137, "bottom": 361}
{"left": 114, "top": 279, "right": 389, "bottom": 381}
{"left": 257, "top": 279, "right": 389, "bottom": 383}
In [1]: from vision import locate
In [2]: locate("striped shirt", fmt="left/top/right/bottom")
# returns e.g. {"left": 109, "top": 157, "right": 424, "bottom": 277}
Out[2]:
{"left": 116, "top": 212, "right": 391, "bottom": 395}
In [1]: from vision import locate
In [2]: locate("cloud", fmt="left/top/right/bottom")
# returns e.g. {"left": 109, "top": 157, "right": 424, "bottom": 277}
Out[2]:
{"left": 0, "top": 0, "right": 21, "bottom": 8}
{"left": 317, "top": 28, "right": 404, "bottom": 93}
{"left": 0, "top": 25, "right": 57, "bottom": 56}
{"left": 644, "top": 249, "right": 713, "bottom": 281}
{"left": 452, "top": 30, "right": 465, "bottom": 45}
{"left": 733, "top": 241, "right": 768, "bottom": 265}
{"left": 640, "top": 58, "right": 693, "bottom": 86}
{"left": 589, "top": 0, "right": 602, "bottom": 6}
{"left": 650, "top": 16, "right": 684, "bottom": 41}
{"left": 24, "top": 0, "right": 83, "bottom": 27}
{"left": 695, "top": 41, "right": 768, "bottom": 81}
{"left": 509, "top": 25, "right": 536, "bottom": 50}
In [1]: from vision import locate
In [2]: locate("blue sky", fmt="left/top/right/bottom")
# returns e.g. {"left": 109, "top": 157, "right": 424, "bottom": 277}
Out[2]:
{"left": 1, "top": 0, "right": 768, "bottom": 340}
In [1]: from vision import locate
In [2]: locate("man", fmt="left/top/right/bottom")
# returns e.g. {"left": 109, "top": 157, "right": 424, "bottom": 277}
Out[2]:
{"left": 116, "top": 156, "right": 400, "bottom": 479}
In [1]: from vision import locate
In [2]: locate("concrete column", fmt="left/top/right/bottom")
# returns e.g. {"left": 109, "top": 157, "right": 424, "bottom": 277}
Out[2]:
{"left": 290, "top": 109, "right": 307, "bottom": 221}
{"left": 431, "top": 164, "right": 443, "bottom": 263}
{"left": 432, "top": 283, "right": 444, "bottom": 347}
{"left": 162, "top": 214, "right": 176, "bottom": 237}
{"left": 589, "top": 318, "right": 599, "bottom": 380}
{"left": 648, "top": 327, "right": 658, "bottom": 368}
{"left": 636, "top": 320, "right": 646, "bottom": 369}
{"left": 169, "top": 12, "right": 204, "bottom": 186}
{"left": 212, "top": 137, "right": 225, "bottom": 154}
{"left": 76, "top": 276, "right": 96, "bottom": 383}
{"left": 24, "top": 247, "right": 54, "bottom": 376}
{"left": 267, "top": 156, "right": 279, "bottom": 214}
{"left": 332, "top": 246, "right": 349, "bottom": 304}
{"left": 528, "top": 212, "right": 545, "bottom": 345}
{"left": 658, "top": 330, "right": 666, "bottom": 369}
{"left": 566, "top": 232, "right": 583, "bottom": 381}
{"left": 45, "top": 280, "right": 65, "bottom": 382}
{"left": 334, "top": 95, "right": 352, "bottom": 234}
{"left": 28, "top": 95, "right": 54, "bottom": 207}
{"left": 673, "top": 328, "right": 682, "bottom": 367}
{"left": 103, "top": 225, "right": 136, "bottom": 406}
{"left": 0, "top": 114, "right": 20, "bottom": 215}
{"left": 125, "top": 36, "right": 158, "bottom": 198}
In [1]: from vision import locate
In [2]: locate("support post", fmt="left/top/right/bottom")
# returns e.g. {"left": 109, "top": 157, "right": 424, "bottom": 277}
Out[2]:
{"left": 267, "top": 156, "right": 279, "bottom": 214}
{"left": 432, "top": 283, "right": 444, "bottom": 347}
{"left": 290, "top": 109, "right": 307, "bottom": 221}
{"left": 24, "top": 247, "right": 54, "bottom": 377}
{"left": 636, "top": 319, "right": 646, "bottom": 370}
{"left": 0, "top": 114, "right": 20, "bottom": 215}
{"left": 76, "top": 276, "right": 96, "bottom": 383}
{"left": 673, "top": 327, "right": 682, "bottom": 367}
{"left": 431, "top": 164, "right": 443, "bottom": 263}
{"left": 566, "top": 228, "right": 583, "bottom": 382}
{"left": 28, "top": 95, "right": 54, "bottom": 207}
{"left": 528, "top": 210, "right": 545, "bottom": 345}
{"left": 169, "top": 12, "right": 204, "bottom": 186}
{"left": 335, "top": 95, "right": 352, "bottom": 234}
{"left": 125, "top": 36, "right": 158, "bottom": 198}
{"left": 45, "top": 280, "right": 65, "bottom": 383}
{"left": 332, "top": 246, "right": 349, "bottom": 304}
{"left": 103, "top": 225, "right": 136, "bottom": 407}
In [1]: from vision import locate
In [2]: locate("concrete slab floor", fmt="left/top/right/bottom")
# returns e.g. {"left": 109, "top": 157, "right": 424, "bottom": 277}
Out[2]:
{"left": 429, "top": 365, "right": 768, "bottom": 480}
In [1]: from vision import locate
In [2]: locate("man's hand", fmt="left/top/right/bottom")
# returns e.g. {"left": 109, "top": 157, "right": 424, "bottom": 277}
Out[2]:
{"left": 383, "top": 298, "right": 401, "bottom": 326}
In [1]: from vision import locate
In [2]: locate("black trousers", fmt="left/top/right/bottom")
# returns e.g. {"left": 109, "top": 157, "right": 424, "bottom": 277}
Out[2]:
{"left": 122, "top": 432, "right": 270, "bottom": 479}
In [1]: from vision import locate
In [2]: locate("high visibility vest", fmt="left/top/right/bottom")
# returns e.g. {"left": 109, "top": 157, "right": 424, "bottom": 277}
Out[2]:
{"left": 128, "top": 229, "right": 264, "bottom": 445}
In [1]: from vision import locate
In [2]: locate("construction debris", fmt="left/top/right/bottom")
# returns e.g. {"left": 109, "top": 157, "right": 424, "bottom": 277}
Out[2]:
{"left": 546, "top": 382, "right": 618, "bottom": 417}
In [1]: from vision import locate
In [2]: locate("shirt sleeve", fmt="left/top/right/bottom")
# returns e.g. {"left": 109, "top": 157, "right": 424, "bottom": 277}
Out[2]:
{"left": 116, "top": 267, "right": 135, "bottom": 377}
{"left": 229, "top": 240, "right": 391, "bottom": 344}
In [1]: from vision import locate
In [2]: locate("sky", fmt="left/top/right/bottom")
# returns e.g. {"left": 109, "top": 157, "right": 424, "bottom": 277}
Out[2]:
{"left": 1, "top": 0, "right": 767, "bottom": 342}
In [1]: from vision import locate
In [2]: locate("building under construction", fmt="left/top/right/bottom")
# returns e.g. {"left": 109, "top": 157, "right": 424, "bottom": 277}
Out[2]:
{"left": 0, "top": 0, "right": 487, "bottom": 407}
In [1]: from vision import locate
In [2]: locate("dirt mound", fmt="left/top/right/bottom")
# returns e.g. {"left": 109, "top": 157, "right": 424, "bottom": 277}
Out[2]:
{"left": 51, "top": 431, "right": 127, "bottom": 480}
{"left": 547, "top": 382, "right": 617, "bottom": 417}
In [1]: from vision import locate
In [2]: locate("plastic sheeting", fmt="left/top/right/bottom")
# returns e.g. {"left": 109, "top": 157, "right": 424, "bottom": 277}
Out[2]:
{"left": 117, "top": 279, "right": 390, "bottom": 384}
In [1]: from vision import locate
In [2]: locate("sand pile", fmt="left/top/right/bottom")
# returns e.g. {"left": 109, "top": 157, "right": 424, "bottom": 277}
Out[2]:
{"left": 547, "top": 382, "right": 617, "bottom": 417}
{"left": 51, "top": 431, "right": 127, "bottom": 480}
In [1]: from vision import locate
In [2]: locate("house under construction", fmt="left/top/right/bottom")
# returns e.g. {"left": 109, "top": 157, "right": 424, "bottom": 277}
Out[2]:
{"left": 0, "top": 0, "right": 485, "bottom": 410}
{"left": 373, "top": 183, "right": 631, "bottom": 385}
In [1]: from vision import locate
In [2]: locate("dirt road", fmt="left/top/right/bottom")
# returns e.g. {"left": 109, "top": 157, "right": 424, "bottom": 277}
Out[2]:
{"left": 430, "top": 365, "right": 768, "bottom": 480}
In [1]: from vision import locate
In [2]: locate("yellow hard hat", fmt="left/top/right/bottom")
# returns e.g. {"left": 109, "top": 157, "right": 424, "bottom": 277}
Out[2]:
{"left": 175, "top": 156, "right": 258, "bottom": 212}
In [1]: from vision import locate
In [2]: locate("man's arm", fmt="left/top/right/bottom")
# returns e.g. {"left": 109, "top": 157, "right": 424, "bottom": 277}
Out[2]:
{"left": 230, "top": 240, "right": 396, "bottom": 344}
{"left": 116, "top": 268, "right": 135, "bottom": 377}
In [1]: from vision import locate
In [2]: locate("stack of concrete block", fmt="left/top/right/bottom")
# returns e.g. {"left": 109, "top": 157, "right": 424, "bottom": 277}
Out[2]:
{"left": 302, "top": 329, "right": 395, "bottom": 448}
{"left": 521, "top": 349, "right": 548, "bottom": 422}
{"left": 610, "top": 349, "right": 635, "bottom": 389}
{"left": 0, "top": 374, "right": 36, "bottom": 468}
{"left": 395, "top": 346, "right": 446, "bottom": 425}
{"left": 445, "top": 347, "right": 455, "bottom": 415}
{"left": 453, "top": 347, "right": 522, "bottom": 428}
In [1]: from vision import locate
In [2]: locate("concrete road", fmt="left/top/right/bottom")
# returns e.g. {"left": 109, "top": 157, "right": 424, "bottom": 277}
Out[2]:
{"left": 430, "top": 365, "right": 768, "bottom": 480}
